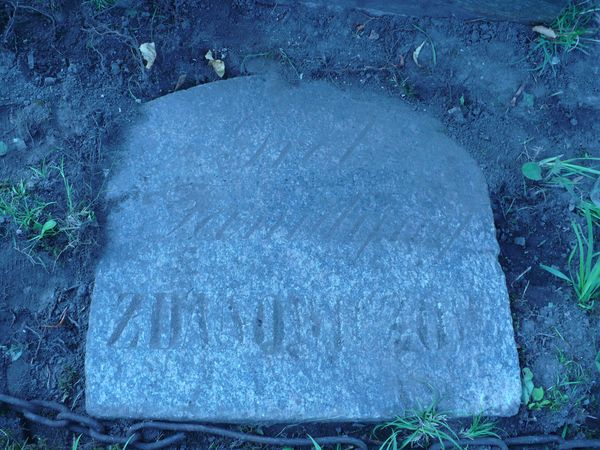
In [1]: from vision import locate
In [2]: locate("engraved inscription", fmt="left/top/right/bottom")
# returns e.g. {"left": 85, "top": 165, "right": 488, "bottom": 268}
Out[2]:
{"left": 106, "top": 290, "right": 468, "bottom": 357}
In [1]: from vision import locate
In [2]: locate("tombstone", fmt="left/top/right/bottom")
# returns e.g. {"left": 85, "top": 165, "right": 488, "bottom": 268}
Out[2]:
{"left": 294, "top": 0, "right": 568, "bottom": 23}
{"left": 85, "top": 76, "right": 521, "bottom": 421}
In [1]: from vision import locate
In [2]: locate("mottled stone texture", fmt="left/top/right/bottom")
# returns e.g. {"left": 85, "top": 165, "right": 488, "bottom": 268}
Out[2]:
{"left": 299, "top": 0, "right": 567, "bottom": 22}
{"left": 86, "top": 76, "right": 521, "bottom": 422}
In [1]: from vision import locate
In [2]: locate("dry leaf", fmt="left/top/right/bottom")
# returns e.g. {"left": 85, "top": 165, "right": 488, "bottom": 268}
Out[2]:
{"left": 355, "top": 23, "right": 365, "bottom": 33}
{"left": 413, "top": 40, "right": 426, "bottom": 68}
{"left": 174, "top": 73, "right": 187, "bottom": 91}
{"left": 209, "top": 60, "right": 225, "bottom": 78}
{"left": 205, "top": 50, "right": 225, "bottom": 78}
{"left": 532, "top": 25, "right": 557, "bottom": 39}
{"left": 139, "top": 42, "right": 156, "bottom": 70}
{"left": 368, "top": 30, "right": 380, "bottom": 40}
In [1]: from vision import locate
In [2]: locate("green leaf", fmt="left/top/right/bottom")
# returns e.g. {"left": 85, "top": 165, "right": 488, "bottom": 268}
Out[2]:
{"left": 308, "top": 436, "right": 322, "bottom": 450}
{"left": 532, "top": 387, "right": 545, "bottom": 402}
{"left": 41, "top": 219, "right": 57, "bottom": 235}
{"left": 540, "top": 264, "right": 571, "bottom": 282}
{"left": 522, "top": 367, "right": 534, "bottom": 381}
{"left": 0, "top": 141, "right": 7, "bottom": 157}
{"left": 522, "top": 162, "right": 542, "bottom": 181}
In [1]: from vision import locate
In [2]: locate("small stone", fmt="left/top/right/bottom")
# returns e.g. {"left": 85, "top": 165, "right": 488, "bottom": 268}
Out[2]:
{"left": 111, "top": 62, "right": 121, "bottom": 76}
{"left": 447, "top": 106, "right": 466, "bottom": 123}
{"left": 11, "top": 137, "right": 26, "bottom": 151}
{"left": 514, "top": 237, "right": 526, "bottom": 247}
{"left": 27, "top": 51, "right": 35, "bottom": 70}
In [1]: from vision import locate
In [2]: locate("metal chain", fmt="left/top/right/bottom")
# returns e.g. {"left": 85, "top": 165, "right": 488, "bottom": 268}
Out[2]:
{"left": 2, "top": 393, "right": 600, "bottom": 449}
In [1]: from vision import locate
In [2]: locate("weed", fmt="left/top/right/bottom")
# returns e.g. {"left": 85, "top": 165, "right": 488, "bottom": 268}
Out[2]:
{"left": 522, "top": 367, "right": 550, "bottom": 410}
{"left": 413, "top": 25, "right": 437, "bottom": 67}
{"left": 532, "top": 2, "right": 600, "bottom": 73}
{"left": 546, "top": 353, "right": 588, "bottom": 411}
{"left": 374, "top": 405, "right": 461, "bottom": 449}
{"left": 460, "top": 415, "right": 500, "bottom": 439}
{"left": 578, "top": 200, "right": 600, "bottom": 225}
{"left": 521, "top": 155, "right": 600, "bottom": 193}
{"left": 71, "top": 435, "right": 81, "bottom": 450}
{"left": 88, "top": 0, "right": 116, "bottom": 11}
{"left": 0, "top": 181, "right": 56, "bottom": 240}
{"left": 58, "top": 365, "right": 78, "bottom": 402}
{"left": 0, "top": 158, "right": 95, "bottom": 265}
{"left": 308, "top": 435, "right": 322, "bottom": 450}
{"left": 541, "top": 207, "right": 600, "bottom": 309}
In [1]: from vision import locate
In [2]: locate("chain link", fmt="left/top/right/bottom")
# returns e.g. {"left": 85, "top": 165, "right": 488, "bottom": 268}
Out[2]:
{"left": 2, "top": 393, "right": 600, "bottom": 449}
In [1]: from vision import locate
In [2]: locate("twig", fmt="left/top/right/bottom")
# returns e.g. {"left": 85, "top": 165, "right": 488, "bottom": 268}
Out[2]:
{"left": 511, "top": 81, "right": 527, "bottom": 107}
{"left": 3, "top": 1, "right": 56, "bottom": 43}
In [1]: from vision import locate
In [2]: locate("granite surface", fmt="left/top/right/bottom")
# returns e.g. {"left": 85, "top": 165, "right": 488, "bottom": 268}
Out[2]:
{"left": 85, "top": 76, "right": 521, "bottom": 421}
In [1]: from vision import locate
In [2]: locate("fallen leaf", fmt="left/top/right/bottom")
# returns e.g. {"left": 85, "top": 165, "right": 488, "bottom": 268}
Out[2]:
{"left": 139, "top": 42, "right": 156, "bottom": 69}
{"left": 1, "top": 343, "right": 24, "bottom": 362}
{"left": 205, "top": 50, "right": 225, "bottom": 78}
{"left": 174, "top": 73, "right": 187, "bottom": 91}
{"left": 368, "top": 30, "right": 380, "bottom": 40}
{"left": 355, "top": 23, "right": 365, "bottom": 33}
{"left": 532, "top": 25, "right": 557, "bottom": 39}
{"left": 413, "top": 40, "right": 426, "bottom": 68}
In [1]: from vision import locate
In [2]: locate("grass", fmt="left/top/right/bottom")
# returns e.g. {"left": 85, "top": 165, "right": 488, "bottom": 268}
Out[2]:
{"left": 0, "top": 181, "right": 56, "bottom": 241}
{"left": 0, "top": 158, "right": 95, "bottom": 264}
{"left": 541, "top": 207, "right": 600, "bottom": 310}
{"left": 374, "top": 405, "right": 462, "bottom": 449}
{"left": 88, "top": 0, "right": 117, "bottom": 10}
{"left": 532, "top": 1, "right": 600, "bottom": 73}
{"left": 522, "top": 155, "right": 600, "bottom": 193}
{"left": 460, "top": 415, "right": 499, "bottom": 440}
{"left": 578, "top": 200, "right": 600, "bottom": 225}
{"left": 546, "top": 355, "right": 587, "bottom": 411}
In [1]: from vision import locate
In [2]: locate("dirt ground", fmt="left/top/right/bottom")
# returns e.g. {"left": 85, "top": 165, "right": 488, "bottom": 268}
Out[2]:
{"left": 0, "top": 0, "right": 599, "bottom": 448}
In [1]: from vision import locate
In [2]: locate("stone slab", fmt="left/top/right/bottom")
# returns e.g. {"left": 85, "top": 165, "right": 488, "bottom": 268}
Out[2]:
{"left": 85, "top": 76, "right": 521, "bottom": 422}
{"left": 298, "top": 0, "right": 568, "bottom": 23}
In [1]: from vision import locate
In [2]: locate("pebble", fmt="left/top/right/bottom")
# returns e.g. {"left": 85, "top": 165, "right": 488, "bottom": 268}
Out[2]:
{"left": 447, "top": 106, "right": 466, "bottom": 124}
{"left": 27, "top": 51, "right": 35, "bottom": 70}
{"left": 111, "top": 62, "right": 121, "bottom": 76}
{"left": 514, "top": 236, "right": 526, "bottom": 247}
{"left": 11, "top": 137, "right": 26, "bottom": 151}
